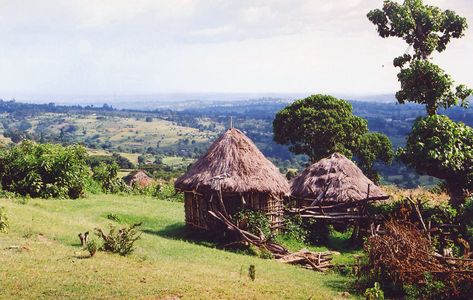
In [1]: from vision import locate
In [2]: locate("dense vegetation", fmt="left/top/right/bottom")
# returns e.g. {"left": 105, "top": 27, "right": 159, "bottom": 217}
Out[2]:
{"left": 0, "top": 141, "right": 90, "bottom": 198}
{"left": 273, "top": 94, "right": 393, "bottom": 182}
{"left": 1, "top": 98, "right": 472, "bottom": 188}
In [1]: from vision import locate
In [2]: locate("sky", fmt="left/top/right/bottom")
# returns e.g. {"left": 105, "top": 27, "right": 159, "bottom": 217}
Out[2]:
{"left": 0, "top": 0, "right": 472, "bottom": 102}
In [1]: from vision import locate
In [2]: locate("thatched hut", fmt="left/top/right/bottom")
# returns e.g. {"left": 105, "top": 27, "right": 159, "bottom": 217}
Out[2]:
{"left": 123, "top": 170, "right": 153, "bottom": 188}
{"left": 174, "top": 128, "right": 289, "bottom": 231}
{"left": 291, "top": 153, "right": 388, "bottom": 207}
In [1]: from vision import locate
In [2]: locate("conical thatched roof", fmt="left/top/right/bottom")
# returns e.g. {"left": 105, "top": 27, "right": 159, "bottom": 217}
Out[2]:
{"left": 175, "top": 128, "right": 289, "bottom": 195}
{"left": 291, "top": 153, "right": 387, "bottom": 203}
{"left": 123, "top": 170, "right": 153, "bottom": 187}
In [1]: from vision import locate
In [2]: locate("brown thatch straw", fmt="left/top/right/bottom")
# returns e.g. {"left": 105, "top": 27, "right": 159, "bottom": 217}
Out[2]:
{"left": 175, "top": 128, "right": 289, "bottom": 195}
{"left": 123, "top": 170, "right": 153, "bottom": 187}
{"left": 290, "top": 153, "right": 387, "bottom": 203}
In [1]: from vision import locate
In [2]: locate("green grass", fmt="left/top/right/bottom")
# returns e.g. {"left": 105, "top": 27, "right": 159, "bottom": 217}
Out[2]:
{"left": 0, "top": 195, "right": 359, "bottom": 299}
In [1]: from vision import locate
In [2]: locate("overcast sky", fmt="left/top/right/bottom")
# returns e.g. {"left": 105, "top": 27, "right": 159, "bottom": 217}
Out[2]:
{"left": 0, "top": 0, "right": 472, "bottom": 101}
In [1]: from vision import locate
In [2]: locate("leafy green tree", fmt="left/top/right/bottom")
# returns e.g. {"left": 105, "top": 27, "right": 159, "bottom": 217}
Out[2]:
{"left": 92, "top": 162, "right": 124, "bottom": 193}
{"left": 399, "top": 115, "right": 473, "bottom": 206}
{"left": 0, "top": 141, "right": 90, "bottom": 198}
{"left": 273, "top": 94, "right": 368, "bottom": 163}
{"left": 367, "top": 0, "right": 472, "bottom": 115}
{"left": 273, "top": 94, "right": 394, "bottom": 180}
{"left": 355, "top": 133, "right": 394, "bottom": 184}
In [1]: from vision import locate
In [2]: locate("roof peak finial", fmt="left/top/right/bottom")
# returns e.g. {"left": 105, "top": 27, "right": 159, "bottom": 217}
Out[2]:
{"left": 229, "top": 116, "right": 233, "bottom": 129}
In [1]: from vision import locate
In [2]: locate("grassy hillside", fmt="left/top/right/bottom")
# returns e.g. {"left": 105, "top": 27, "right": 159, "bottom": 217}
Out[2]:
{"left": 25, "top": 113, "right": 217, "bottom": 152}
{"left": 0, "top": 195, "right": 357, "bottom": 299}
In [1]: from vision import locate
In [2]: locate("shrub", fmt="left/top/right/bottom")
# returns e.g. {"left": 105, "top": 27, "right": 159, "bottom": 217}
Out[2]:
{"left": 85, "top": 239, "right": 99, "bottom": 257}
{"left": 92, "top": 162, "right": 126, "bottom": 193}
{"left": 0, "top": 207, "right": 9, "bottom": 233}
{"left": 0, "top": 141, "right": 90, "bottom": 198}
{"left": 248, "top": 265, "right": 256, "bottom": 281}
{"left": 364, "top": 282, "right": 384, "bottom": 300}
{"left": 236, "top": 209, "right": 272, "bottom": 240}
{"left": 106, "top": 213, "right": 121, "bottom": 222}
{"left": 95, "top": 223, "right": 142, "bottom": 256}
{"left": 403, "top": 273, "right": 447, "bottom": 300}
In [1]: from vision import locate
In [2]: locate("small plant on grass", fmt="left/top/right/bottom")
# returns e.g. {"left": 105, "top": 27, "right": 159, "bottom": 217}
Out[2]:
{"left": 95, "top": 222, "right": 142, "bottom": 256}
{"left": 364, "top": 282, "right": 384, "bottom": 300}
{"left": 106, "top": 213, "right": 121, "bottom": 223}
{"left": 0, "top": 207, "right": 9, "bottom": 233}
{"left": 248, "top": 265, "right": 256, "bottom": 281}
{"left": 85, "top": 239, "right": 99, "bottom": 257}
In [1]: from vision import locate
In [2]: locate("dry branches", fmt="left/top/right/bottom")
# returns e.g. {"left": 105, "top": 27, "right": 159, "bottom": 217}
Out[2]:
{"left": 364, "top": 220, "right": 473, "bottom": 295}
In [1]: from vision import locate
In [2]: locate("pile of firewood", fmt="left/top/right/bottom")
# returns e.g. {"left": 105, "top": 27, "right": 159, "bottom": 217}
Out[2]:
{"left": 276, "top": 249, "right": 334, "bottom": 272}
{"left": 208, "top": 210, "right": 333, "bottom": 272}
{"left": 365, "top": 220, "right": 473, "bottom": 296}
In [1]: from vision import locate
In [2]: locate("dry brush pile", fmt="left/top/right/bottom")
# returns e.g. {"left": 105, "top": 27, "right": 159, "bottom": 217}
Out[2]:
{"left": 364, "top": 220, "right": 473, "bottom": 297}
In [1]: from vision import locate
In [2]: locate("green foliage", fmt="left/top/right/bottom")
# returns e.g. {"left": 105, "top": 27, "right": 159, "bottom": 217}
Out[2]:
{"left": 236, "top": 209, "right": 272, "bottom": 240}
{"left": 459, "top": 196, "right": 473, "bottom": 245}
{"left": 403, "top": 273, "right": 446, "bottom": 300}
{"left": 95, "top": 222, "right": 142, "bottom": 256}
{"left": 0, "top": 207, "right": 9, "bottom": 233}
{"left": 367, "top": 0, "right": 472, "bottom": 115}
{"left": 92, "top": 162, "right": 126, "bottom": 193}
{"left": 396, "top": 60, "right": 471, "bottom": 115}
{"left": 364, "top": 282, "right": 384, "bottom": 300}
{"left": 129, "top": 183, "right": 183, "bottom": 202}
{"left": 355, "top": 132, "right": 394, "bottom": 183}
{"left": 399, "top": 115, "right": 473, "bottom": 205}
{"left": 367, "top": 0, "right": 468, "bottom": 60}
{"left": 85, "top": 239, "right": 99, "bottom": 257}
{"left": 248, "top": 265, "right": 256, "bottom": 281}
{"left": 273, "top": 94, "right": 368, "bottom": 163}
{"left": 0, "top": 141, "right": 90, "bottom": 198}
{"left": 281, "top": 216, "right": 307, "bottom": 244}
{"left": 106, "top": 213, "right": 121, "bottom": 222}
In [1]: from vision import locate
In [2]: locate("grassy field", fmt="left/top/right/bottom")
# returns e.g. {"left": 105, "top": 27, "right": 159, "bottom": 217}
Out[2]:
{"left": 0, "top": 195, "right": 358, "bottom": 299}
{"left": 27, "top": 113, "right": 217, "bottom": 152}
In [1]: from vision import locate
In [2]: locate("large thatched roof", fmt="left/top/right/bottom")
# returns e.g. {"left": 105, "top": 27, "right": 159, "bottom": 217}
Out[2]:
{"left": 290, "top": 153, "right": 387, "bottom": 203}
{"left": 175, "top": 128, "right": 289, "bottom": 195}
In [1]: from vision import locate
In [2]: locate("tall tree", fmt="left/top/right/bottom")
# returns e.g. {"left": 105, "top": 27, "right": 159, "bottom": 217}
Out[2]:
{"left": 273, "top": 94, "right": 368, "bottom": 163}
{"left": 367, "top": 0, "right": 472, "bottom": 115}
{"left": 400, "top": 115, "right": 473, "bottom": 206}
{"left": 273, "top": 94, "right": 393, "bottom": 181}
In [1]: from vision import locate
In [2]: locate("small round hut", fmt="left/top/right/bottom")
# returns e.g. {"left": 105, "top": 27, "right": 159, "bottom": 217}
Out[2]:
{"left": 290, "top": 153, "right": 388, "bottom": 207}
{"left": 174, "top": 128, "right": 289, "bottom": 231}
{"left": 123, "top": 170, "right": 153, "bottom": 188}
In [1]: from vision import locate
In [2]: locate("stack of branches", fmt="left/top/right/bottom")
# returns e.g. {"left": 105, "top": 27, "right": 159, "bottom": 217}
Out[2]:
{"left": 276, "top": 249, "right": 333, "bottom": 272}
{"left": 364, "top": 220, "right": 473, "bottom": 296}
{"left": 208, "top": 210, "right": 333, "bottom": 272}
{"left": 287, "top": 196, "right": 388, "bottom": 222}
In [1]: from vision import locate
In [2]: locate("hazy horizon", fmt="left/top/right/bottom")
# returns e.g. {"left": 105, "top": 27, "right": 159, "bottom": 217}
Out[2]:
{"left": 0, "top": 0, "right": 472, "bottom": 101}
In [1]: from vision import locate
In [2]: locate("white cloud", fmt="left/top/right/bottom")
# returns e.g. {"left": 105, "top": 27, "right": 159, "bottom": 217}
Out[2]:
{"left": 0, "top": 0, "right": 471, "bottom": 99}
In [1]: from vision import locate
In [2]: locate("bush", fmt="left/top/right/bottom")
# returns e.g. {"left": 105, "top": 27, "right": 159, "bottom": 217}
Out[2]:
{"left": 95, "top": 223, "right": 142, "bottom": 256}
{"left": 85, "top": 239, "right": 99, "bottom": 257}
{"left": 92, "top": 162, "right": 127, "bottom": 193}
{"left": 0, "top": 141, "right": 90, "bottom": 198}
{"left": 364, "top": 282, "right": 384, "bottom": 300}
{"left": 0, "top": 207, "right": 9, "bottom": 233}
{"left": 236, "top": 209, "right": 272, "bottom": 240}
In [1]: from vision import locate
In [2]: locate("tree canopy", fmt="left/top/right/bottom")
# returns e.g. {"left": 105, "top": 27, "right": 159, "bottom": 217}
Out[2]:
{"left": 368, "top": 0, "right": 472, "bottom": 115}
{"left": 273, "top": 94, "right": 368, "bottom": 163}
{"left": 273, "top": 94, "right": 393, "bottom": 182}
{"left": 355, "top": 132, "right": 394, "bottom": 184}
{"left": 400, "top": 115, "right": 473, "bottom": 205}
